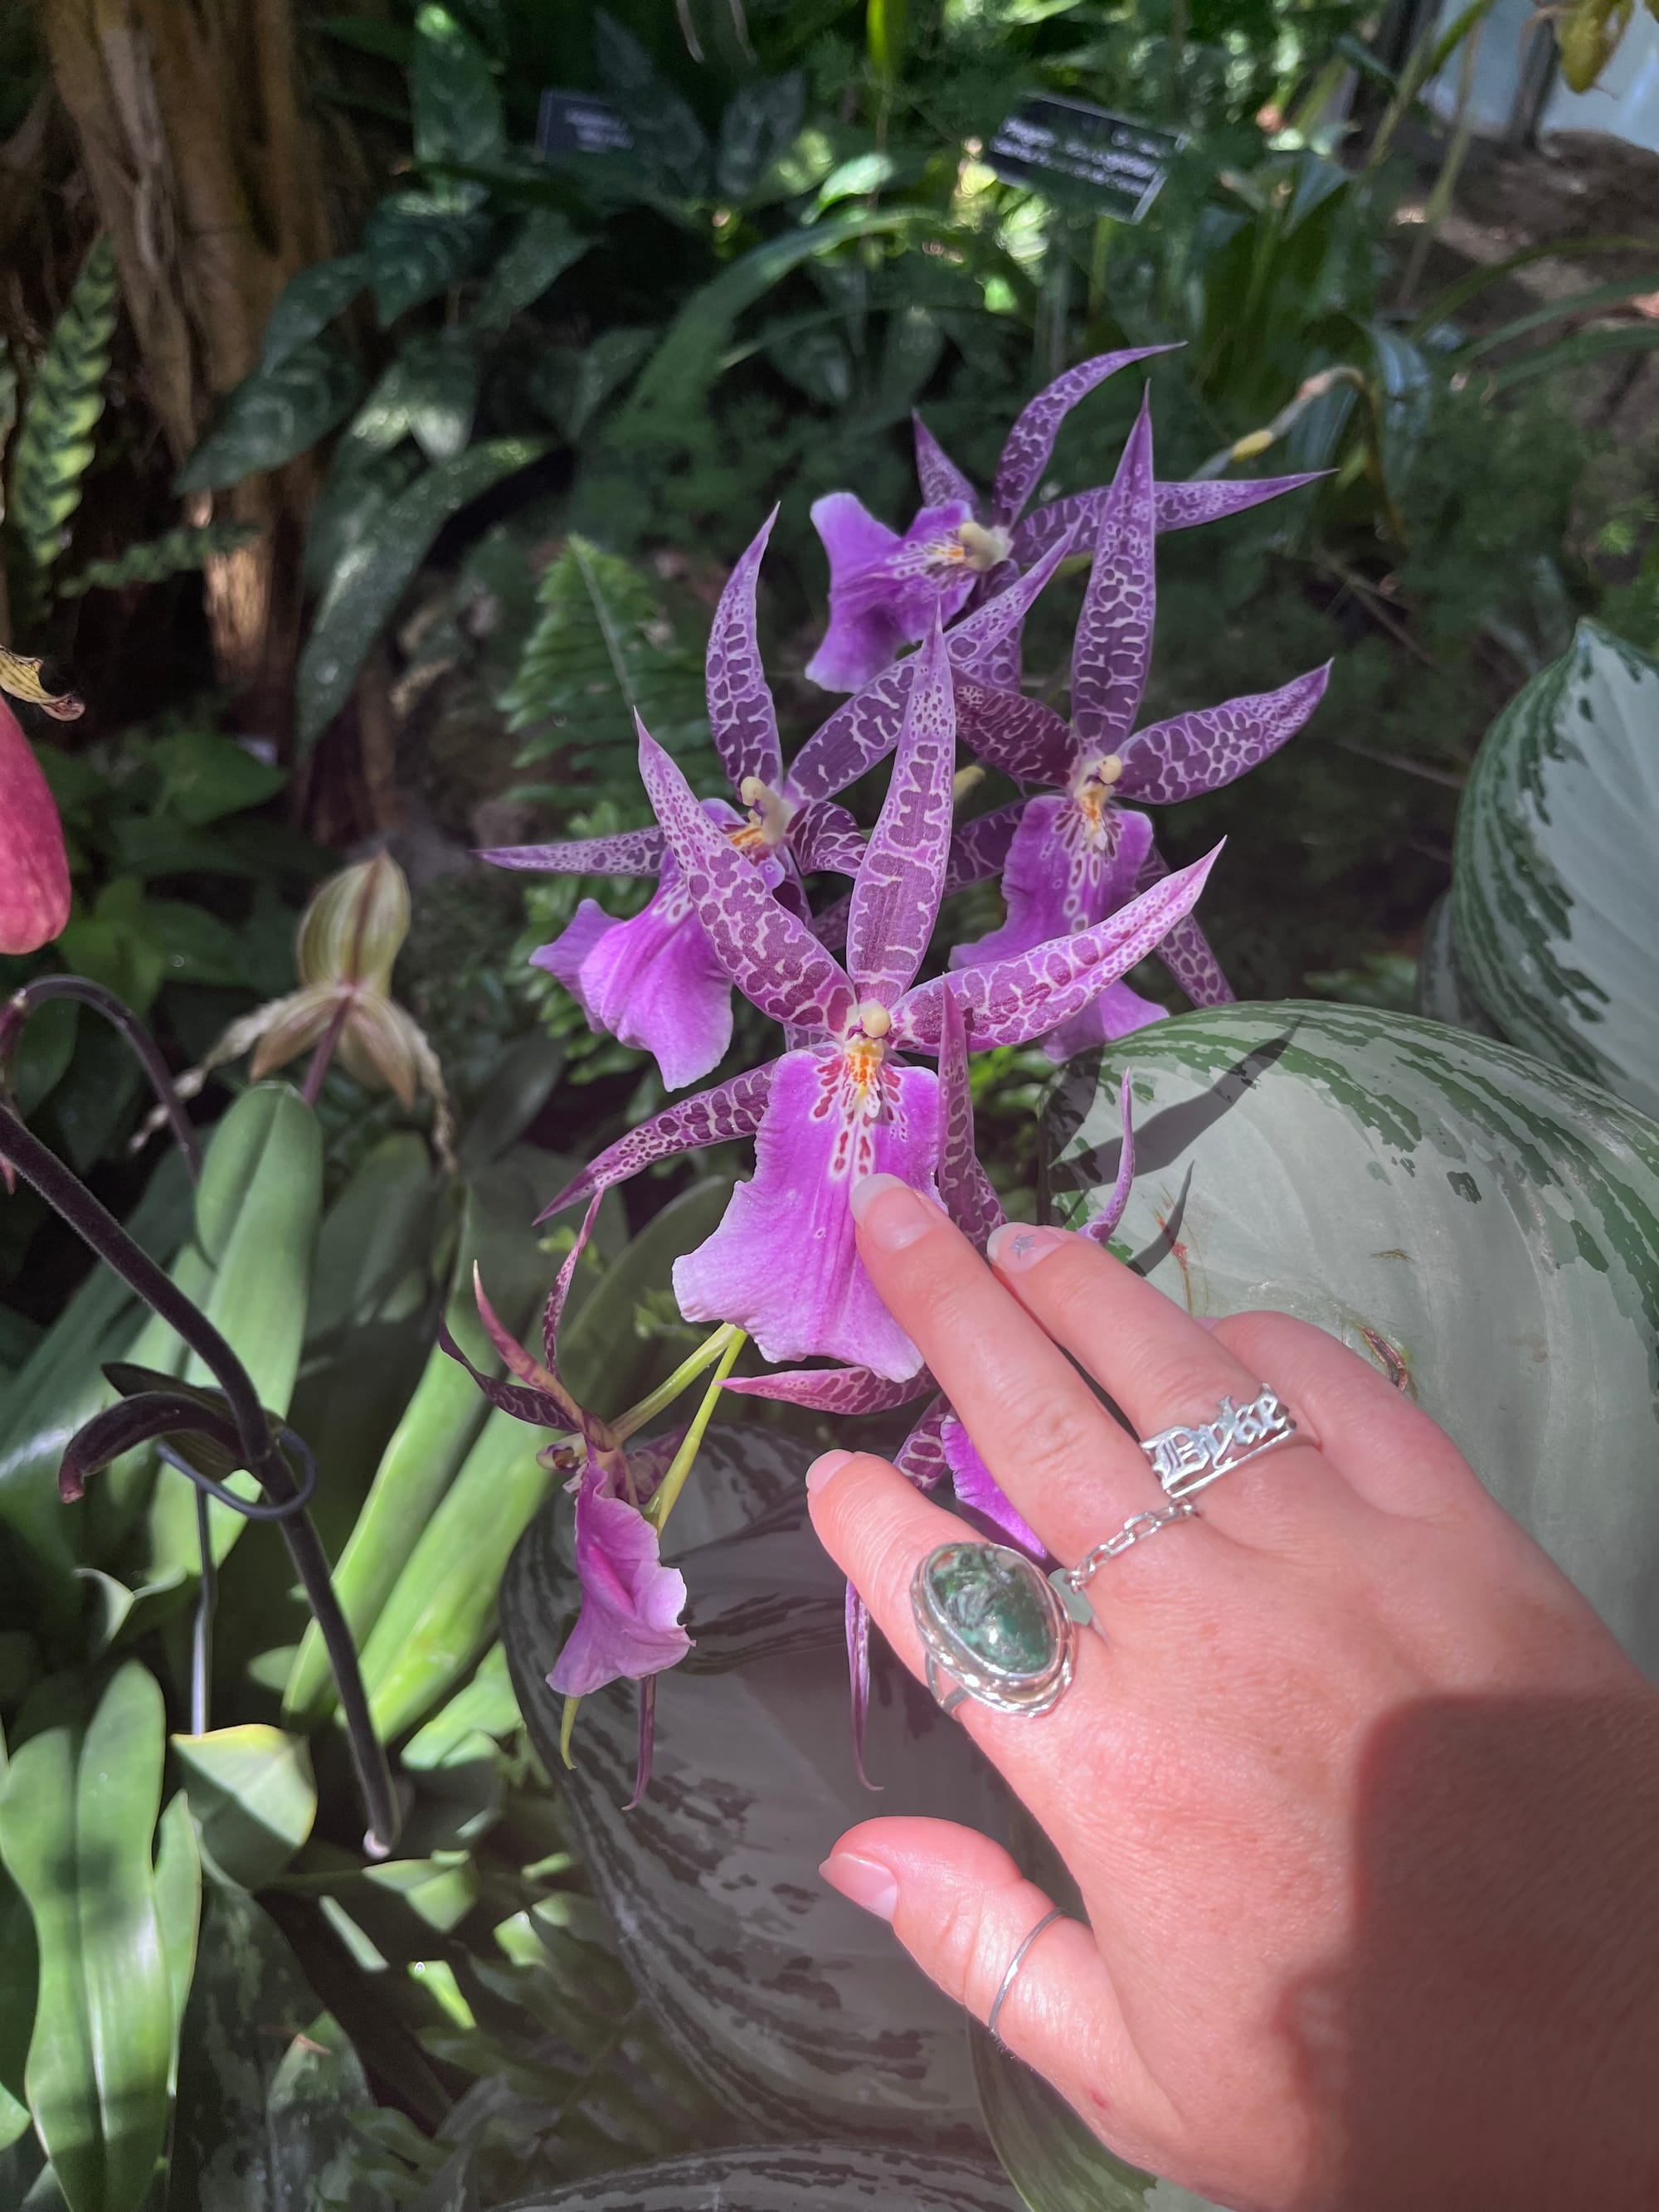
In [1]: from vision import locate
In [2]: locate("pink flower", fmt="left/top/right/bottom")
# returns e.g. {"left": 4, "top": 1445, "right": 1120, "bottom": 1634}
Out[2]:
{"left": 0, "top": 699, "right": 71, "bottom": 956}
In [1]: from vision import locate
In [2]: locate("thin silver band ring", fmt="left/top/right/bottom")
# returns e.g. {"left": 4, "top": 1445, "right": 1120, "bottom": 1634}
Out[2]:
{"left": 986, "top": 1905, "right": 1068, "bottom": 2044}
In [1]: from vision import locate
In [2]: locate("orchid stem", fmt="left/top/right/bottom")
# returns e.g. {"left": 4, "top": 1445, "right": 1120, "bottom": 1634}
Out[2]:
{"left": 645, "top": 1330, "right": 747, "bottom": 1534}
{"left": 0, "top": 1101, "right": 400, "bottom": 1855}
{"left": 612, "top": 1323, "right": 741, "bottom": 1443}
{"left": 2, "top": 976, "right": 200, "bottom": 1179}
{"left": 558, "top": 1693, "right": 579, "bottom": 1771}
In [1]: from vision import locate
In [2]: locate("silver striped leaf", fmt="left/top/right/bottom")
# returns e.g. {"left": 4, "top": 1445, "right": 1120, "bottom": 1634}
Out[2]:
{"left": 494, "top": 2141, "right": 1021, "bottom": 2210}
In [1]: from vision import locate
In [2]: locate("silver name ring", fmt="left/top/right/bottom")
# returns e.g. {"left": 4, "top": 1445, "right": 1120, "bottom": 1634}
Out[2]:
{"left": 1140, "top": 1387, "right": 1298, "bottom": 1503}
{"left": 911, "top": 1540, "right": 1077, "bottom": 1718}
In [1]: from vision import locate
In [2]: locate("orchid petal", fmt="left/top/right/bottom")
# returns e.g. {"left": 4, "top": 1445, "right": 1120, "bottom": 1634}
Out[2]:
{"left": 674, "top": 1046, "right": 941, "bottom": 1380}
{"left": 538, "top": 1062, "right": 777, "bottom": 1221}
{"left": 787, "top": 799, "right": 866, "bottom": 877}
{"left": 810, "top": 889, "right": 850, "bottom": 950}
{"left": 846, "top": 617, "right": 956, "bottom": 1007}
{"left": 893, "top": 843, "right": 1219, "bottom": 1051}
{"left": 943, "top": 1413, "right": 1046, "bottom": 1558}
{"left": 1073, "top": 389, "right": 1155, "bottom": 754}
{"left": 479, "top": 826, "right": 666, "bottom": 877}
{"left": 944, "top": 518, "right": 1082, "bottom": 682}
{"left": 534, "top": 870, "right": 735, "bottom": 1093}
{"left": 1115, "top": 663, "right": 1331, "bottom": 805}
{"left": 951, "top": 800, "right": 1154, "bottom": 969}
{"left": 1078, "top": 1073, "right": 1137, "bottom": 1245}
{"left": 991, "top": 345, "right": 1180, "bottom": 527}
{"left": 438, "top": 1318, "right": 577, "bottom": 1432}
{"left": 936, "top": 989, "right": 1002, "bottom": 1252}
{"left": 805, "top": 493, "right": 977, "bottom": 692}
{"left": 1011, "top": 471, "right": 1327, "bottom": 566}
{"left": 543, "top": 1193, "right": 605, "bottom": 1375}
{"left": 723, "top": 1364, "right": 931, "bottom": 1413}
{"left": 1041, "top": 976, "right": 1170, "bottom": 1062}
{"left": 941, "top": 802, "right": 1024, "bottom": 896}
{"left": 549, "top": 1452, "right": 692, "bottom": 1696}
{"left": 913, "top": 412, "right": 980, "bottom": 513}
{"left": 638, "top": 719, "right": 857, "bottom": 1037}
{"left": 954, "top": 678, "right": 1073, "bottom": 787}
{"left": 471, "top": 1266, "right": 582, "bottom": 1423}
{"left": 707, "top": 507, "right": 783, "bottom": 793}
{"left": 1135, "top": 839, "right": 1236, "bottom": 1007}
{"left": 895, "top": 1398, "right": 951, "bottom": 1490}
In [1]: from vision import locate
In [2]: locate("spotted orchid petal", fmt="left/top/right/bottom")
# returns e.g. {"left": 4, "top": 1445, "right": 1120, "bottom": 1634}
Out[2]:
{"left": 533, "top": 872, "right": 734, "bottom": 1094}
{"left": 805, "top": 493, "right": 978, "bottom": 692}
{"left": 549, "top": 1446, "right": 692, "bottom": 1696}
{"left": 1011, "top": 471, "right": 1327, "bottom": 567}
{"left": 936, "top": 989, "right": 1002, "bottom": 1252}
{"left": 787, "top": 799, "right": 866, "bottom": 877}
{"left": 722, "top": 1364, "right": 931, "bottom": 1414}
{"left": 893, "top": 843, "right": 1219, "bottom": 1052}
{"left": 951, "top": 799, "right": 1155, "bottom": 970}
{"left": 1135, "top": 839, "right": 1236, "bottom": 1008}
{"left": 638, "top": 720, "right": 858, "bottom": 1038}
{"left": 1078, "top": 1072, "right": 1138, "bottom": 1246}
{"left": 912, "top": 413, "right": 980, "bottom": 513}
{"left": 942, "top": 1413, "right": 1046, "bottom": 1558}
{"left": 708, "top": 507, "right": 784, "bottom": 794}
{"left": 1115, "top": 663, "right": 1332, "bottom": 805}
{"left": 479, "top": 825, "right": 667, "bottom": 877}
{"left": 954, "top": 678, "right": 1074, "bottom": 788}
{"left": 538, "top": 1062, "right": 777, "bottom": 1221}
{"left": 437, "top": 1265, "right": 584, "bottom": 1433}
{"left": 895, "top": 1398, "right": 953, "bottom": 1490}
{"left": 941, "top": 803, "right": 1024, "bottom": 897}
{"left": 990, "top": 345, "right": 1181, "bottom": 527}
{"left": 846, "top": 617, "right": 956, "bottom": 1008}
{"left": 542, "top": 1193, "right": 605, "bottom": 1377}
{"left": 1041, "top": 977, "right": 1169, "bottom": 1062}
{"left": 674, "top": 1045, "right": 942, "bottom": 1380}
{"left": 1073, "top": 388, "right": 1155, "bottom": 755}
{"left": 941, "top": 518, "right": 1082, "bottom": 682}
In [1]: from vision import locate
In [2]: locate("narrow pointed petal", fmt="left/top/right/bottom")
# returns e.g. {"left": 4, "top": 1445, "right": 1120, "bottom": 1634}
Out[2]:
{"left": 787, "top": 799, "right": 866, "bottom": 877}
{"left": 1073, "top": 391, "right": 1155, "bottom": 754}
{"left": 953, "top": 678, "right": 1073, "bottom": 787}
{"left": 673, "top": 1047, "right": 941, "bottom": 1380}
{"left": 991, "top": 345, "right": 1180, "bottom": 527}
{"left": 936, "top": 989, "right": 1002, "bottom": 1252}
{"left": 1134, "top": 839, "right": 1236, "bottom": 1007}
{"left": 944, "top": 518, "right": 1082, "bottom": 683}
{"left": 1012, "top": 471, "right": 1328, "bottom": 566}
{"left": 535, "top": 876, "right": 735, "bottom": 1092}
{"left": 951, "top": 800, "right": 1153, "bottom": 970}
{"left": 894, "top": 1398, "right": 951, "bottom": 1490}
{"left": 846, "top": 1579, "right": 876, "bottom": 1788}
{"left": 943, "top": 1414, "right": 1046, "bottom": 1558}
{"left": 537, "top": 1062, "right": 777, "bottom": 1220}
{"left": 893, "top": 843, "right": 1219, "bottom": 1051}
{"left": 1116, "top": 663, "right": 1331, "bottom": 805}
{"left": 638, "top": 720, "right": 857, "bottom": 1037}
{"left": 1078, "top": 1073, "right": 1137, "bottom": 1245}
{"left": 549, "top": 1455, "right": 692, "bottom": 1696}
{"left": 1041, "top": 977, "right": 1169, "bottom": 1062}
{"left": 723, "top": 1364, "right": 930, "bottom": 1414}
{"left": 479, "top": 827, "right": 666, "bottom": 877}
{"left": 941, "top": 803, "right": 1024, "bottom": 897}
{"left": 438, "top": 1319, "right": 577, "bottom": 1431}
{"left": 846, "top": 618, "right": 956, "bottom": 1006}
{"left": 472, "top": 1265, "right": 586, "bottom": 1429}
{"left": 543, "top": 1193, "right": 605, "bottom": 1374}
{"left": 913, "top": 412, "right": 980, "bottom": 513}
{"left": 708, "top": 508, "right": 783, "bottom": 793}
{"left": 246, "top": 984, "right": 338, "bottom": 1082}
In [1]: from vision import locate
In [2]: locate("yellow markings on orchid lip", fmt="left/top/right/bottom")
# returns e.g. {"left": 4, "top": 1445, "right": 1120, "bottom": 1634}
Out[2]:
{"left": 957, "top": 520, "right": 1013, "bottom": 572}
{"left": 857, "top": 1000, "right": 893, "bottom": 1038}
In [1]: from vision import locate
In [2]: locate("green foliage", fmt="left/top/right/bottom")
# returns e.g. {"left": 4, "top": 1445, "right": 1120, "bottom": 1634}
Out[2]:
{"left": 56, "top": 523, "right": 259, "bottom": 600}
{"left": 175, "top": 340, "right": 363, "bottom": 493}
{"left": 8, "top": 237, "right": 120, "bottom": 578}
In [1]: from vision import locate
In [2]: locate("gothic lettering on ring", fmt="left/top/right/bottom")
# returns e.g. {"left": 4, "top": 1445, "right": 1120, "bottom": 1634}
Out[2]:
{"left": 1143, "top": 1389, "right": 1297, "bottom": 1500}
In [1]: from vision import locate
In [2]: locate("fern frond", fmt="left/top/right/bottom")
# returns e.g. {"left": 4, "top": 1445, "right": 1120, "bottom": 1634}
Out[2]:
{"left": 58, "top": 522, "right": 259, "bottom": 598}
{"left": 10, "top": 236, "right": 121, "bottom": 575}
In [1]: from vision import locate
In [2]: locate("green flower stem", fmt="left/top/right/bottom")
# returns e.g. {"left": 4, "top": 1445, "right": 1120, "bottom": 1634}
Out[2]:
{"left": 645, "top": 1330, "right": 747, "bottom": 1534}
{"left": 612, "top": 1322, "right": 741, "bottom": 1443}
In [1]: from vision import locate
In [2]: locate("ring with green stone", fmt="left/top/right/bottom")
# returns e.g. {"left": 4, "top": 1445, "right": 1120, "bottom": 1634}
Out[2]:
{"left": 911, "top": 1540, "right": 1077, "bottom": 1719}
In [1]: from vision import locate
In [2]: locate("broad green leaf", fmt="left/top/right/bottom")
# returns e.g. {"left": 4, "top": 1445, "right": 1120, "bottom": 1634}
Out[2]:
{"left": 176, "top": 341, "right": 362, "bottom": 492}
{"left": 259, "top": 255, "right": 367, "bottom": 374}
{"left": 147, "top": 721, "right": 286, "bottom": 827}
{"left": 0, "top": 1726, "right": 35, "bottom": 2152}
{"left": 0, "top": 1666, "right": 172, "bottom": 2212}
{"left": 499, "top": 1426, "right": 1004, "bottom": 2146}
{"left": 151, "top": 1793, "right": 201, "bottom": 2098}
{"left": 473, "top": 210, "right": 591, "bottom": 332}
{"left": 1413, "top": 892, "right": 1500, "bottom": 1038}
{"left": 412, "top": 4, "right": 504, "bottom": 177}
{"left": 526, "top": 327, "right": 657, "bottom": 442}
{"left": 399, "top": 1644, "right": 520, "bottom": 1769}
{"left": 594, "top": 11, "right": 711, "bottom": 201}
{"left": 362, "top": 194, "right": 493, "bottom": 325}
{"left": 169, "top": 1884, "right": 382, "bottom": 2212}
{"left": 715, "top": 73, "right": 806, "bottom": 202}
{"left": 498, "top": 533, "right": 705, "bottom": 775}
{"left": 496, "top": 2144, "right": 1020, "bottom": 2209}
{"left": 350, "top": 329, "right": 481, "bottom": 464}
{"left": 10, "top": 236, "right": 119, "bottom": 572}
{"left": 303, "top": 441, "right": 423, "bottom": 596}
{"left": 297, "top": 436, "right": 547, "bottom": 751}
{"left": 1044, "top": 1004, "right": 1659, "bottom": 1671}
{"left": 1452, "top": 620, "right": 1659, "bottom": 1117}
{"left": 304, "top": 1131, "right": 436, "bottom": 1344}
{"left": 172, "top": 1728, "right": 317, "bottom": 1889}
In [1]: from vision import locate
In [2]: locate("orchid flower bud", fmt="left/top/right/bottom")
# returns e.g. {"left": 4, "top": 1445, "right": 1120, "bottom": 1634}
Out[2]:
{"left": 296, "top": 852, "right": 410, "bottom": 992}
{"left": 0, "top": 697, "right": 72, "bottom": 957}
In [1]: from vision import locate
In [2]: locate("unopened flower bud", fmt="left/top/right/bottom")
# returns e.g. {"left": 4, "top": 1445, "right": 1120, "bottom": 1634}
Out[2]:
{"left": 296, "top": 853, "right": 410, "bottom": 993}
{"left": 0, "top": 698, "right": 72, "bottom": 956}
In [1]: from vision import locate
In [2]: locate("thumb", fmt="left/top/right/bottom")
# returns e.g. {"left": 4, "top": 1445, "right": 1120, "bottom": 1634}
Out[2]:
{"left": 819, "top": 1815, "right": 1168, "bottom": 2166}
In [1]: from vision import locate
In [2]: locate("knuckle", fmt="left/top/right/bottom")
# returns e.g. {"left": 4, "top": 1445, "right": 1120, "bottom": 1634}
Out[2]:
{"left": 995, "top": 1381, "right": 1109, "bottom": 1480}
{"left": 931, "top": 1878, "right": 1028, "bottom": 2018}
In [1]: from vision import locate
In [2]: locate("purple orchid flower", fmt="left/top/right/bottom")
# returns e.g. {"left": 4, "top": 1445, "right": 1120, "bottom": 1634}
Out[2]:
{"left": 482, "top": 510, "right": 868, "bottom": 1092}
{"left": 943, "top": 391, "right": 1331, "bottom": 1045}
{"left": 807, "top": 347, "right": 1324, "bottom": 693}
{"left": 724, "top": 990, "right": 1140, "bottom": 1778}
{"left": 538, "top": 625, "right": 1215, "bottom": 1388}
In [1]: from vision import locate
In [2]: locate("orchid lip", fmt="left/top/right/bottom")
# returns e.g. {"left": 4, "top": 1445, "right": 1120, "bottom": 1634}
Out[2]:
{"left": 732, "top": 776, "right": 795, "bottom": 851}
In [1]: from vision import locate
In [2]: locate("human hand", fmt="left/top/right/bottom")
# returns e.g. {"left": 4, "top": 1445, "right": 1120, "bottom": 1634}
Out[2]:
{"left": 806, "top": 1176, "right": 1659, "bottom": 2212}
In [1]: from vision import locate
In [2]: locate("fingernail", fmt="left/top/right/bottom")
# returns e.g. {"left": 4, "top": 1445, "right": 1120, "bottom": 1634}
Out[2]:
{"left": 820, "top": 1851, "right": 898, "bottom": 1921}
{"left": 805, "top": 1449, "right": 853, "bottom": 1494}
{"left": 850, "top": 1174, "right": 935, "bottom": 1250}
{"left": 987, "top": 1222, "right": 1072, "bottom": 1273}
